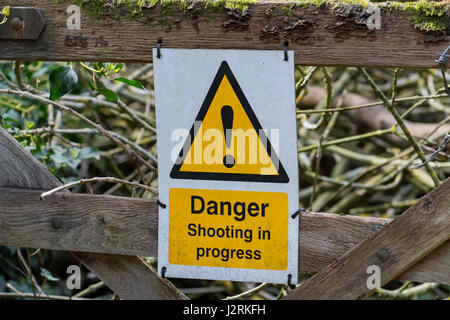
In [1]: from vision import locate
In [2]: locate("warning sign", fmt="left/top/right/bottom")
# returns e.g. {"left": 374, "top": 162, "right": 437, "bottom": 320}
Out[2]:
{"left": 169, "top": 188, "right": 288, "bottom": 270}
{"left": 154, "top": 49, "right": 299, "bottom": 285}
{"left": 170, "top": 61, "right": 289, "bottom": 183}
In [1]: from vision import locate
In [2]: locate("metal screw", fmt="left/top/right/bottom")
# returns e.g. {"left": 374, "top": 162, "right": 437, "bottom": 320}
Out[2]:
{"left": 51, "top": 217, "right": 62, "bottom": 230}
{"left": 10, "top": 17, "right": 24, "bottom": 32}
{"left": 376, "top": 248, "right": 390, "bottom": 262}
{"left": 421, "top": 196, "right": 435, "bottom": 214}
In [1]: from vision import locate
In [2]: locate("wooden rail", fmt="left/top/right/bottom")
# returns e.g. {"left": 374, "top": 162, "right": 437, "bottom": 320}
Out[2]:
{"left": 1, "top": 0, "right": 449, "bottom": 300}
{"left": 0, "top": 1, "right": 448, "bottom": 68}
{"left": 0, "top": 187, "right": 448, "bottom": 285}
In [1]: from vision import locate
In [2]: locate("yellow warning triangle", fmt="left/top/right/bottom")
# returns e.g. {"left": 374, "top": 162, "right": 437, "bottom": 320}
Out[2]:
{"left": 170, "top": 61, "right": 289, "bottom": 183}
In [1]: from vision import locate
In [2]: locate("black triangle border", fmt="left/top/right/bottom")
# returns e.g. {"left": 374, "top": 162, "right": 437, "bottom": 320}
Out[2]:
{"left": 170, "top": 61, "right": 289, "bottom": 183}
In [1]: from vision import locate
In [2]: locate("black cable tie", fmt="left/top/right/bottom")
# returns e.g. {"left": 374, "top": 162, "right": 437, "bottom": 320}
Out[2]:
{"left": 157, "top": 199, "right": 167, "bottom": 209}
{"left": 291, "top": 208, "right": 305, "bottom": 219}
{"left": 287, "top": 274, "right": 296, "bottom": 289}
{"left": 161, "top": 266, "right": 167, "bottom": 278}
{"left": 157, "top": 37, "right": 163, "bottom": 59}
{"left": 283, "top": 41, "right": 289, "bottom": 62}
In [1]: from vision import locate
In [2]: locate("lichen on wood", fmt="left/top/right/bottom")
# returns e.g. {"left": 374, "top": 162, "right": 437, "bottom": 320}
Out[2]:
{"left": 55, "top": 0, "right": 449, "bottom": 35}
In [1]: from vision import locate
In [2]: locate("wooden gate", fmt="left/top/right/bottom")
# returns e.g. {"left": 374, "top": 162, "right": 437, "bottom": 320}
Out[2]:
{"left": 0, "top": 0, "right": 449, "bottom": 299}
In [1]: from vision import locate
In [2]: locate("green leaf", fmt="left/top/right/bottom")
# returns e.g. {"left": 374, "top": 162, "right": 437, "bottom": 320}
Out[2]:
{"left": 49, "top": 66, "right": 78, "bottom": 101}
{"left": 98, "top": 88, "right": 118, "bottom": 102}
{"left": 50, "top": 152, "right": 70, "bottom": 168}
{"left": 40, "top": 268, "right": 59, "bottom": 282}
{"left": 113, "top": 63, "right": 123, "bottom": 73}
{"left": 2, "top": 6, "right": 10, "bottom": 16}
{"left": 51, "top": 151, "right": 80, "bottom": 171}
{"left": 93, "top": 62, "right": 105, "bottom": 74}
{"left": 115, "top": 77, "right": 146, "bottom": 90}
{"left": 25, "top": 120, "right": 34, "bottom": 129}
{"left": 4, "top": 110, "right": 22, "bottom": 128}
{"left": 80, "top": 147, "right": 100, "bottom": 160}
{"left": 88, "top": 79, "right": 98, "bottom": 90}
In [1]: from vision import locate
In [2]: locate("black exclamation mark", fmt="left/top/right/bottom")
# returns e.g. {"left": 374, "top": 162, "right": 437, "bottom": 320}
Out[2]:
{"left": 221, "top": 105, "right": 235, "bottom": 168}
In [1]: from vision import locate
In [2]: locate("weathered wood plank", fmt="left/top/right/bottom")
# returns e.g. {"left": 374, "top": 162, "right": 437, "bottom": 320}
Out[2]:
{"left": 0, "top": 187, "right": 448, "bottom": 284}
{"left": 0, "top": 127, "right": 185, "bottom": 300}
{"left": 0, "top": 1, "right": 448, "bottom": 68}
{"left": 0, "top": 188, "right": 158, "bottom": 256}
{"left": 285, "top": 177, "right": 450, "bottom": 300}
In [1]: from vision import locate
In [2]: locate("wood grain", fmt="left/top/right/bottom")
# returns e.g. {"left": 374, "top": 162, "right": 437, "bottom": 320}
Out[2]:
{"left": 0, "top": 187, "right": 448, "bottom": 285}
{"left": 285, "top": 177, "right": 450, "bottom": 300}
{"left": 0, "top": 127, "right": 185, "bottom": 300}
{"left": 0, "top": 1, "right": 448, "bottom": 68}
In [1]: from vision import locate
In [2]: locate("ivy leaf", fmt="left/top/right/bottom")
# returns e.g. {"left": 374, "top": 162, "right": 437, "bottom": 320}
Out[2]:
{"left": 2, "top": 6, "right": 10, "bottom": 16}
{"left": 115, "top": 77, "right": 146, "bottom": 90}
{"left": 87, "top": 79, "right": 98, "bottom": 91}
{"left": 40, "top": 267, "right": 59, "bottom": 282}
{"left": 0, "top": 6, "right": 9, "bottom": 24}
{"left": 50, "top": 151, "right": 73, "bottom": 169}
{"left": 49, "top": 66, "right": 78, "bottom": 101}
{"left": 98, "top": 88, "right": 118, "bottom": 102}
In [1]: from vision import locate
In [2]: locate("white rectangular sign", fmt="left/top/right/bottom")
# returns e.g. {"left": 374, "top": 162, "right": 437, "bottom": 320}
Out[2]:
{"left": 154, "top": 48, "right": 299, "bottom": 285}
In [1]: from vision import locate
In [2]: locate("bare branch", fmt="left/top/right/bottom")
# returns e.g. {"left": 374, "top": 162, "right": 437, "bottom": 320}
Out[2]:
{"left": 39, "top": 176, "right": 157, "bottom": 200}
